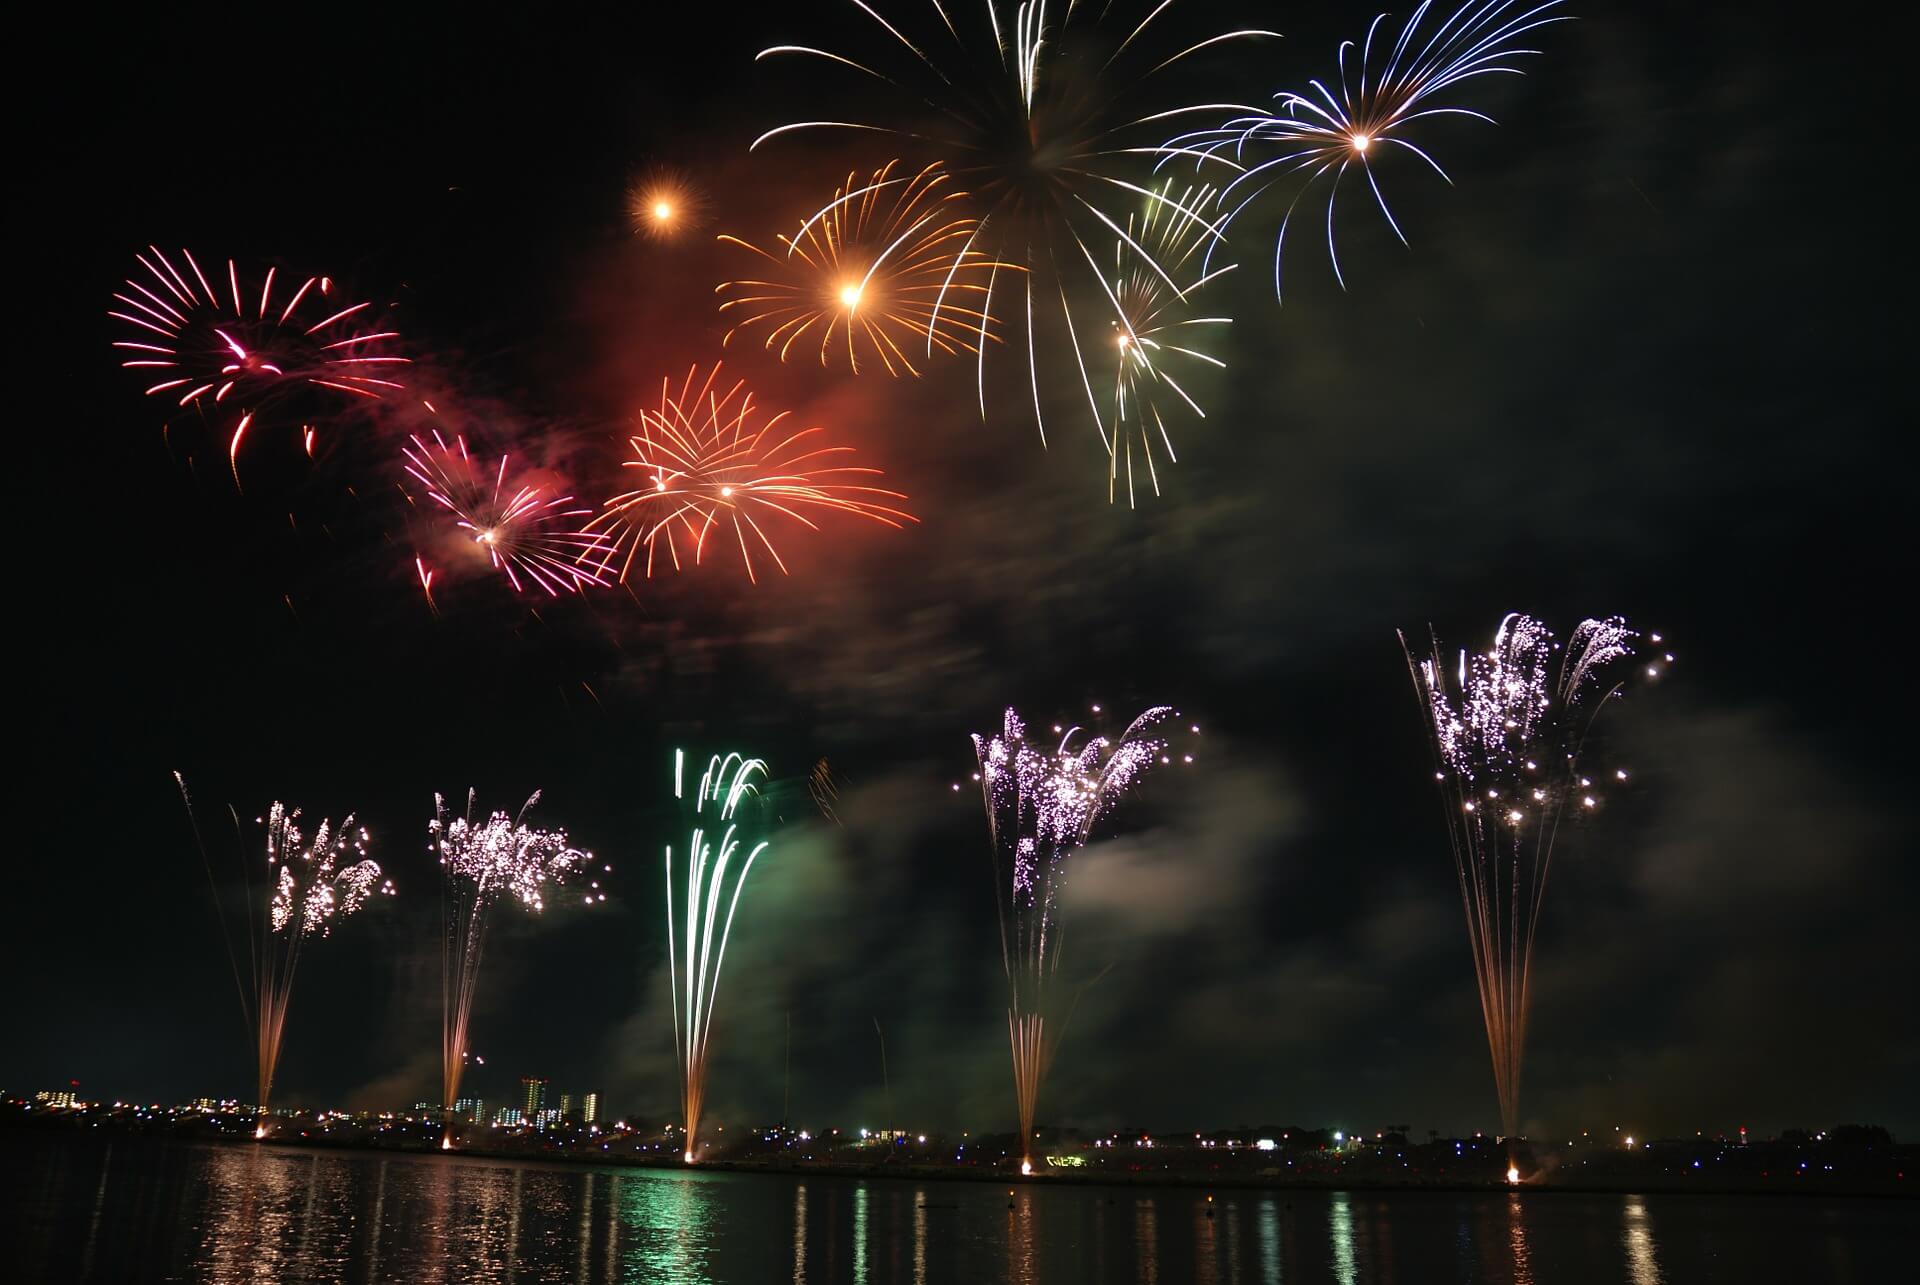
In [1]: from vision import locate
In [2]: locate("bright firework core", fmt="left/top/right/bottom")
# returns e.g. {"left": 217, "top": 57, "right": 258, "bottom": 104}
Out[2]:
{"left": 839, "top": 283, "right": 863, "bottom": 309}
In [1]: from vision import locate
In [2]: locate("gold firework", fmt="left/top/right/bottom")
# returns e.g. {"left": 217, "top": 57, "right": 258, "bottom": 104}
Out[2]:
{"left": 717, "top": 161, "right": 1005, "bottom": 376}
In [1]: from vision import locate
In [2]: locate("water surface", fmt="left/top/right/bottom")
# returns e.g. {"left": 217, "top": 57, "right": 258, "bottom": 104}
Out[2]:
{"left": 2, "top": 1133, "right": 1910, "bottom": 1283}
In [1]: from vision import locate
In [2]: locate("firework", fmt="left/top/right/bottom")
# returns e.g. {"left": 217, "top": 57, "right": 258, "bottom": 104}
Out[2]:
{"left": 719, "top": 160, "right": 1003, "bottom": 376}
{"left": 629, "top": 168, "right": 707, "bottom": 240}
{"left": 110, "top": 248, "right": 407, "bottom": 479}
{"left": 968, "top": 704, "right": 1184, "bottom": 1174}
{"left": 1400, "top": 613, "right": 1668, "bottom": 1137}
{"left": 1166, "top": 0, "right": 1566, "bottom": 297}
{"left": 583, "top": 364, "right": 916, "bottom": 585}
{"left": 665, "top": 750, "right": 774, "bottom": 1162}
{"left": 753, "top": 2, "right": 1272, "bottom": 449}
{"left": 401, "top": 425, "right": 610, "bottom": 596}
{"left": 176, "top": 777, "right": 392, "bottom": 1138}
{"left": 1103, "top": 179, "right": 1233, "bottom": 506}
{"left": 433, "top": 790, "right": 599, "bottom": 1146}
{"left": 808, "top": 757, "right": 842, "bottom": 826}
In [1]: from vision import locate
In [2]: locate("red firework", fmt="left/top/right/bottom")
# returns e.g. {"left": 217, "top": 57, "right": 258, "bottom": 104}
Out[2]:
{"left": 584, "top": 364, "right": 915, "bottom": 584}
{"left": 402, "top": 425, "right": 610, "bottom": 597}
{"left": 109, "top": 247, "right": 408, "bottom": 478}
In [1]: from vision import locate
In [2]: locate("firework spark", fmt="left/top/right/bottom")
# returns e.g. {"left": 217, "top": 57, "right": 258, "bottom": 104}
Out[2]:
{"left": 176, "top": 776, "right": 392, "bottom": 1138}
{"left": 110, "top": 248, "right": 407, "bottom": 479}
{"left": 969, "top": 704, "right": 1184, "bottom": 1173}
{"left": 433, "top": 791, "right": 599, "bottom": 1146}
{"left": 629, "top": 168, "right": 707, "bottom": 240}
{"left": 1400, "top": 613, "right": 1666, "bottom": 1138}
{"left": 808, "top": 757, "right": 842, "bottom": 827}
{"left": 583, "top": 364, "right": 915, "bottom": 585}
{"left": 753, "top": 2, "right": 1272, "bottom": 450}
{"left": 665, "top": 750, "right": 774, "bottom": 1162}
{"left": 1167, "top": 0, "right": 1567, "bottom": 297}
{"left": 719, "top": 160, "right": 1003, "bottom": 376}
{"left": 1104, "top": 179, "right": 1234, "bottom": 506}
{"left": 401, "top": 426, "right": 610, "bottom": 596}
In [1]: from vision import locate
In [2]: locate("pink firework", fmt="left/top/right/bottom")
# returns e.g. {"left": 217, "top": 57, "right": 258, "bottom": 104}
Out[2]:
{"left": 401, "top": 428, "right": 610, "bottom": 596}
{"left": 109, "top": 247, "right": 408, "bottom": 477}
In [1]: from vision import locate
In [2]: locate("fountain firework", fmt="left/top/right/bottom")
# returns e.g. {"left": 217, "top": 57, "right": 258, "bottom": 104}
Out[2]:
{"left": 176, "top": 777, "right": 391, "bottom": 1137}
{"left": 1400, "top": 613, "right": 1669, "bottom": 1137}
{"left": 432, "top": 790, "right": 598, "bottom": 1146}
{"left": 968, "top": 704, "right": 1183, "bottom": 1174}
{"left": 665, "top": 750, "right": 774, "bottom": 1162}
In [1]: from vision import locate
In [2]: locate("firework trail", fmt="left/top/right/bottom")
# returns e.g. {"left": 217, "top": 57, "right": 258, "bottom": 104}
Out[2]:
{"left": 110, "top": 248, "right": 407, "bottom": 480}
{"left": 1103, "top": 179, "right": 1233, "bottom": 506}
{"left": 665, "top": 750, "right": 775, "bottom": 1162}
{"left": 808, "top": 757, "right": 842, "bottom": 826}
{"left": 401, "top": 424, "right": 611, "bottom": 596}
{"left": 432, "top": 790, "right": 600, "bottom": 1146}
{"left": 719, "top": 160, "right": 1004, "bottom": 376}
{"left": 583, "top": 363, "right": 916, "bottom": 585}
{"left": 968, "top": 704, "right": 1187, "bottom": 1174}
{"left": 175, "top": 777, "right": 391, "bottom": 1137}
{"left": 1400, "top": 613, "right": 1669, "bottom": 1138}
{"left": 1166, "top": 0, "right": 1566, "bottom": 297}
{"left": 753, "top": 2, "right": 1273, "bottom": 451}
{"left": 629, "top": 168, "right": 708, "bottom": 240}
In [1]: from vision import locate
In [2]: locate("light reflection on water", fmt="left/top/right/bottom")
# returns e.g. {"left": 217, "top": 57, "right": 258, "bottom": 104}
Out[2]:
{"left": 3, "top": 1135, "right": 1911, "bottom": 1284}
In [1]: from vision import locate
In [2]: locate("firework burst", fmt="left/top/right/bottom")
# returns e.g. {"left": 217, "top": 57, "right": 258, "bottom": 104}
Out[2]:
{"left": 753, "top": 2, "right": 1272, "bottom": 450}
{"left": 110, "top": 248, "right": 407, "bottom": 479}
{"left": 433, "top": 790, "right": 600, "bottom": 1146}
{"left": 401, "top": 423, "right": 610, "bottom": 597}
{"left": 176, "top": 776, "right": 393, "bottom": 1138}
{"left": 665, "top": 750, "right": 775, "bottom": 1162}
{"left": 1400, "top": 613, "right": 1668, "bottom": 1138}
{"left": 583, "top": 364, "right": 915, "bottom": 585}
{"left": 1103, "top": 179, "right": 1233, "bottom": 506}
{"left": 629, "top": 168, "right": 708, "bottom": 240}
{"left": 719, "top": 160, "right": 1004, "bottom": 376}
{"left": 1167, "top": 0, "right": 1567, "bottom": 297}
{"left": 968, "top": 703, "right": 1189, "bottom": 1173}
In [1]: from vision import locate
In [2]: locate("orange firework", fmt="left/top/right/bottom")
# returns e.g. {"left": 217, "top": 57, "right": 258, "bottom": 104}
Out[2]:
{"left": 583, "top": 364, "right": 915, "bottom": 584}
{"left": 627, "top": 167, "right": 707, "bottom": 241}
{"left": 717, "top": 161, "right": 1004, "bottom": 376}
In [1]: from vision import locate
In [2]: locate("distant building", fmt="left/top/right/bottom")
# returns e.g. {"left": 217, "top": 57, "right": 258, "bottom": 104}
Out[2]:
{"left": 454, "top": 1097, "right": 485, "bottom": 1123}
{"left": 559, "top": 1093, "right": 573, "bottom": 1120}
{"left": 521, "top": 1077, "right": 547, "bottom": 1118}
{"left": 536, "top": 1108, "right": 562, "bottom": 1130}
{"left": 581, "top": 1093, "right": 599, "bottom": 1125}
{"left": 494, "top": 1107, "right": 524, "bottom": 1128}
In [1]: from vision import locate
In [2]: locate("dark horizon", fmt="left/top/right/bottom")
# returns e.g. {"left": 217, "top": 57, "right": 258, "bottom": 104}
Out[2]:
{"left": 11, "top": 0, "right": 1910, "bottom": 1146}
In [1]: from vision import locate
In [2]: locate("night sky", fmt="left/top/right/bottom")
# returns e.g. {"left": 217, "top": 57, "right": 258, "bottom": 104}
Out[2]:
{"left": 13, "top": 3, "right": 1910, "bottom": 1141}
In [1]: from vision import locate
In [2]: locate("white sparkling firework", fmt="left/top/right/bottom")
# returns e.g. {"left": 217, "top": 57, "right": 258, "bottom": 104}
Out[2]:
{"left": 1401, "top": 612, "right": 1665, "bottom": 1138}
{"left": 1166, "top": 0, "right": 1566, "bottom": 297}
{"left": 664, "top": 750, "right": 774, "bottom": 1162}
{"left": 252, "top": 801, "right": 393, "bottom": 1128}
{"left": 432, "top": 790, "right": 598, "bottom": 1142}
{"left": 970, "top": 704, "right": 1181, "bottom": 1169}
